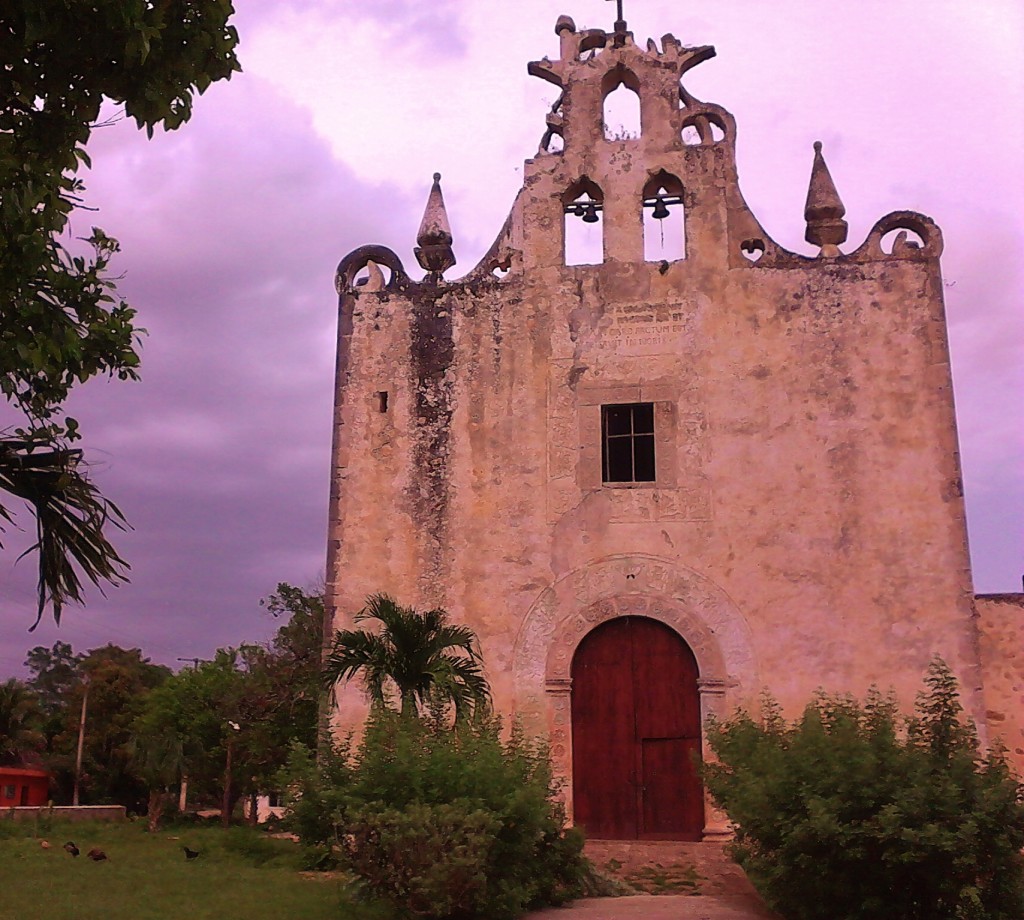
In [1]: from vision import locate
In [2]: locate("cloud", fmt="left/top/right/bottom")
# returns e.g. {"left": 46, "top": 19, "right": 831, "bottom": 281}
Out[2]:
{"left": 0, "top": 69, "right": 420, "bottom": 666}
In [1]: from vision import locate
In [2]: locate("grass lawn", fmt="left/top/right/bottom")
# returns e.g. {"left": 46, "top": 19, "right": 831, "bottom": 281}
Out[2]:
{"left": 0, "top": 819, "right": 355, "bottom": 920}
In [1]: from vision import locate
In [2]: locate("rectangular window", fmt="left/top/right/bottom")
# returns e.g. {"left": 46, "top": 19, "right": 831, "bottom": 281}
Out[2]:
{"left": 602, "top": 403, "right": 656, "bottom": 483}
{"left": 2, "top": 785, "right": 15, "bottom": 800}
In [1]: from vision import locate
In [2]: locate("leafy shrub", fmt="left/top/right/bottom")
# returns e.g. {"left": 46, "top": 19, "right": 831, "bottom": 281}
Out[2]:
{"left": 284, "top": 713, "right": 588, "bottom": 919}
{"left": 705, "top": 659, "right": 1024, "bottom": 920}
{"left": 220, "top": 824, "right": 300, "bottom": 868}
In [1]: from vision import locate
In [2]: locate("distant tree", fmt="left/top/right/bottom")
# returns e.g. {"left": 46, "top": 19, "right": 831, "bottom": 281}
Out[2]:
{"left": 705, "top": 659, "right": 1024, "bottom": 920}
{"left": 323, "top": 594, "right": 491, "bottom": 720}
{"left": 255, "top": 582, "right": 325, "bottom": 749}
{"left": 130, "top": 650, "right": 242, "bottom": 816}
{"left": 0, "top": 678, "right": 44, "bottom": 765}
{"left": 131, "top": 586, "right": 324, "bottom": 825}
{"left": 1, "top": 0, "right": 241, "bottom": 628}
{"left": 49, "top": 645, "right": 170, "bottom": 808}
{"left": 24, "top": 641, "right": 83, "bottom": 716}
{"left": 129, "top": 726, "right": 187, "bottom": 831}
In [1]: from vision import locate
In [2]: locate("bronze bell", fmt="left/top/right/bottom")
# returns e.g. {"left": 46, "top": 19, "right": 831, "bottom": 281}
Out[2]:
{"left": 581, "top": 202, "right": 600, "bottom": 223}
{"left": 651, "top": 195, "right": 671, "bottom": 220}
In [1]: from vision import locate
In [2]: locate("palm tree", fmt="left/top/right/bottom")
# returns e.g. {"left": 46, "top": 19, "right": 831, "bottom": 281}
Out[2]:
{"left": 0, "top": 678, "right": 44, "bottom": 765}
{"left": 322, "top": 594, "right": 491, "bottom": 720}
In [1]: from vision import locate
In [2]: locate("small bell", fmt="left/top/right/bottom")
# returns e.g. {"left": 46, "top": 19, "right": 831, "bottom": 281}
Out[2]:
{"left": 651, "top": 195, "right": 671, "bottom": 220}
{"left": 581, "top": 203, "right": 600, "bottom": 223}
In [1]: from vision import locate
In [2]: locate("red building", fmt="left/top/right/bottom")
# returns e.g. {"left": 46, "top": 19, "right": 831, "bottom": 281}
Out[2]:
{"left": 0, "top": 767, "right": 50, "bottom": 808}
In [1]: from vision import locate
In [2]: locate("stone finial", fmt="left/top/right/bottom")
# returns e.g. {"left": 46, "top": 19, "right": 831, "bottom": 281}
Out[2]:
{"left": 415, "top": 172, "right": 456, "bottom": 276}
{"left": 361, "top": 261, "right": 385, "bottom": 292}
{"left": 555, "top": 15, "right": 576, "bottom": 35}
{"left": 804, "top": 141, "right": 848, "bottom": 257}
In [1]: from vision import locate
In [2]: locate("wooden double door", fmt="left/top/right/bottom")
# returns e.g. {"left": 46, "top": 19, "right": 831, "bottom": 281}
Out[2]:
{"left": 570, "top": 616, "right": 704, "bottom": 840}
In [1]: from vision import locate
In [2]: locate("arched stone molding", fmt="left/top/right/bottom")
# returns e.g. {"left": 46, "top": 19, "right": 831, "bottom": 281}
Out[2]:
{"left": 511, "top": 554, "right": 756, "bottom": 836}
{"left": 513, "top": 554, "right": 756, "bottom": 700}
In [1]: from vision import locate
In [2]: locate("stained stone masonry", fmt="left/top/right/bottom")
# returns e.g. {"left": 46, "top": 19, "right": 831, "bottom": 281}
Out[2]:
{"left": 326, "top": 11, "right": 1019, "bottom": 836}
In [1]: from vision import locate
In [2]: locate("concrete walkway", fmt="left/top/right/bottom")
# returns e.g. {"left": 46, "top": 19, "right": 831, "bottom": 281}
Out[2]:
{"left": 525, "top": 841, "right": 780, "bottom": 920}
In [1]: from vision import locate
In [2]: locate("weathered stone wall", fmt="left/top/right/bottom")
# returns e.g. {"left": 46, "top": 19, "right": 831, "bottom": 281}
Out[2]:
{"left": 977, "top": 594, "right": 1024, "bottom": 776}
{"left": 326, "top": 19, "right": 988, "bottom": 825}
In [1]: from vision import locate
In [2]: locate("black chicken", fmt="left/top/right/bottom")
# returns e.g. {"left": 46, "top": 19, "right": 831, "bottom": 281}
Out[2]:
{"left": 63, "top": 842, "right": 80, "bottom": 857}
{"left": 87, "top": 848, "right": 107, "bottom": 861}
{"left": 183, "top": 846, "right": 200, "bottom": 860}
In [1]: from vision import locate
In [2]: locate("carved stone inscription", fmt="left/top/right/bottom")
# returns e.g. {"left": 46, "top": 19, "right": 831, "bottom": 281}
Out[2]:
{"left": 596, "top": 300, "right": 698, "bottom": 354}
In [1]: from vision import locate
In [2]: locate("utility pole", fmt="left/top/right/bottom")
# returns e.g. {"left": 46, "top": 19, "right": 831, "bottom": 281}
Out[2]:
{"left": 175, "top": 657, "right": 200, "bottom": 811}
{"left": 221, "top": 720, "right": 240, "bottom": 828}
{"left": 72, "top": 675, "right": 90, "bottom": 806}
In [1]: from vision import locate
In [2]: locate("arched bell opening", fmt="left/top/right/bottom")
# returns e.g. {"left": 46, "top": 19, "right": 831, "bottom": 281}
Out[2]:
{"left": 643, "top": 170, "right": 686, "bottom": 263}
{"left": 562, "top": 177, "right": 605, "bottom": 267}
{"left": 570, "top": 616, "right": 704, "bottom": 840}
{"left": 601, "top": 65, "right": 642, "bottom": 141}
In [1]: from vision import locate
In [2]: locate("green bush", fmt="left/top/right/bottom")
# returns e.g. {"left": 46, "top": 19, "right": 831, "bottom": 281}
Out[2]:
{"left": 705, "top": 659, "right": 1024, "bottom": 920}
{"left": 220, "top": 825, "right": 301, "bottom": 868}
{"left": 284, "top": 713, "right": 588, "bottom": 919}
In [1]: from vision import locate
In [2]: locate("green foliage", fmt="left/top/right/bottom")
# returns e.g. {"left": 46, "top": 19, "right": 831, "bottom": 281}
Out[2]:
{"left": 1, "top": 0, "right": 241, "bottom": 626}
{"left": 131, "top": 585, "right": 324, "bottom": 822}
{"left": 0, "top": 678, "right": 44, "bottom": 764}
{"left": 25, "top": 641, "right": 83, "bottom": 715}
{"left": 220, "top": 825, "right": 304, "bottom": 869}
{"left": 323, "top": 594, "right": 491, "bottom": 720}
{"left": 285, "top": 713, "right": 588, "bottom": 919}
{"left": 705, "top": 659, "right": 1024, "bottom": 920}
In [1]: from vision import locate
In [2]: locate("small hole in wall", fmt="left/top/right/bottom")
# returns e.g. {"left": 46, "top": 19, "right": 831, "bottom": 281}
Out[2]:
{"left": 741, "top": 239, "right": 765, "bottom": 263}
{"left": 492, "top": 260, "right": 511, "bottom": 280}
{"left": 377, "top": 391, "right": 389, "bottom": 413}
{"left": 547, "top": 132, "right": 564, "bottom": 153}
{"left": 681, "top": 124, "right": 702, "bottom": 146}
{"left": 881, "top": 227, "right": 925, "bottom": 255}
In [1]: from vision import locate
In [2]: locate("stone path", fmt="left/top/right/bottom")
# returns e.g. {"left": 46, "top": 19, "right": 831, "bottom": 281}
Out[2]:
{"left": 525, "top": 841, "right": 780, "bottom": 920}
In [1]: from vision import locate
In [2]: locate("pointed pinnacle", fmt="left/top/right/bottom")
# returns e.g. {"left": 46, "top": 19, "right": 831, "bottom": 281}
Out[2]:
{"left": 415, "top": 172, "right": 456, "bottom": 276}
{"left": 804, "top": 141, "right": 848, "bottom": 254}
{"left": 417, "top": 172, "right": 453, "bottom": 248}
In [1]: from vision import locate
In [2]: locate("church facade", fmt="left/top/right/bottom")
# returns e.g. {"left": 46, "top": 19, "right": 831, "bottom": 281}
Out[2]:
{"left": 326, "top": 13, "right": 1023, "bottom": 840}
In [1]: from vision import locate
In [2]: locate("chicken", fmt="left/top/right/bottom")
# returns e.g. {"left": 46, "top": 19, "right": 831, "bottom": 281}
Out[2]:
{"left": 183, "top": 846, "right": 200, "bottom": 860}
{"left": 63, "top": 842, "right": 80, "bottom": 857}
{"left": 86, "top": 848, "right": 107, "bottom": 861}
{"left": 40, "top": 840, "right": 51, "bottom": 850}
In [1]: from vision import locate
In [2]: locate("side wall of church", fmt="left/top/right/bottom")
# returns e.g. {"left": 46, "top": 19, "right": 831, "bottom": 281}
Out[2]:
{"left": 977, "top": 595, "right": 1024, "bottom": 777}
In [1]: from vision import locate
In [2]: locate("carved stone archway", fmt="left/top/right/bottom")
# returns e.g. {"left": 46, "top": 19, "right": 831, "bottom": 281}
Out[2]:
{"left": 511, "top": 554, "right": 757, "bottom": 836}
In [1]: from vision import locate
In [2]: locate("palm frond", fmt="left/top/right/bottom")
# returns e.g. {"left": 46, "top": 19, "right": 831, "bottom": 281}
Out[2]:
{"left": 1, "top": 437, "right": 130, "bottom": 628}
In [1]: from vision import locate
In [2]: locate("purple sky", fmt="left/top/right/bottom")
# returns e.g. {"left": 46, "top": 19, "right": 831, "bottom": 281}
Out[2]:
{"left": 1, "top": 1, "right": 1022, "bottom": 674}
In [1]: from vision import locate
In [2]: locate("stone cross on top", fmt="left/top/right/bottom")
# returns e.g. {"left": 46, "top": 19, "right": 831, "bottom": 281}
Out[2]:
{"left": 607, "top": 0, "right": 627, "bottom": 32}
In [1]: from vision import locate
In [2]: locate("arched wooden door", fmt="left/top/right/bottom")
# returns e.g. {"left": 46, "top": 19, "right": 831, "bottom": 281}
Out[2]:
{"left": 571, "top": 616, "right": 703, "bottom": 840}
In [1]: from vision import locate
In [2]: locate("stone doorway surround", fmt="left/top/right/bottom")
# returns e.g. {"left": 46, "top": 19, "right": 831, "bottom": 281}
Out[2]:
{"left": 512, "top": 554, "right": 758, "bottom": 838}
